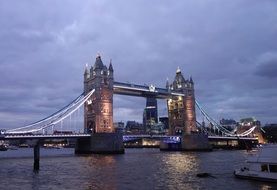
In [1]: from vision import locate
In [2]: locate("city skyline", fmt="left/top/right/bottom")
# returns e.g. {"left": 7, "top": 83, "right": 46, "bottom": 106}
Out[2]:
{"left": 1, "top": 1, "right": 277, "bottom": 129}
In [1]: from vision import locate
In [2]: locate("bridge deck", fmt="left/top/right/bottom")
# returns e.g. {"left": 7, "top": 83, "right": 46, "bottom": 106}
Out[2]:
{"left": 113, "top": 81, "right": 184, "bottom": 99}
{"left": 0, "top": 134, "right": 258, "bottom": 141}
{"left": 0, "top": 134, "right": 90, "bottom": 140}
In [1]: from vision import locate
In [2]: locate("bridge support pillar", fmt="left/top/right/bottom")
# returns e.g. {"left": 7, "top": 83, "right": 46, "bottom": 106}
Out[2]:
{"left": 75, "top": 133, "right": 124, "bottom": 154}
{"left": 160, "top": 134, "right": 211, "bottom": 151}
{"left": 181, "top": 134, "right": 212, "bottom": 151}
{"left": 33, "top": 142, "right": 40, "bottom": 171}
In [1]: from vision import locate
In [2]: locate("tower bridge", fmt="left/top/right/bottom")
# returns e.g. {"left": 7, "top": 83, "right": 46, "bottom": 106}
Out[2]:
{"left": 83, "top": 54, "right": 198, "bottom": 137}
{"left": 2, "top": 54, "right": 259, "bottom": 170}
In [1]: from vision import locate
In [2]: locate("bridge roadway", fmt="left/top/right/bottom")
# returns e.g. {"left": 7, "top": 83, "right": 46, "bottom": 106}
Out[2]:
{"left": 0, "top": 134, "right": 91, "bottom": 140}
{"left": 0, "top": 133, "right": 258, "bottom": 142}
{"left": 113, "top": 81, "right": 184, "bottom": 99}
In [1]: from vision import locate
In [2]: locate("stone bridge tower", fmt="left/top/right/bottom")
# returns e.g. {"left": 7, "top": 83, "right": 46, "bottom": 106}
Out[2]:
{"left": 84, "top": 54, "right": 114, "bottom": 134}
{"left": 167, "top": 68, "right": 197, "bottom": 135}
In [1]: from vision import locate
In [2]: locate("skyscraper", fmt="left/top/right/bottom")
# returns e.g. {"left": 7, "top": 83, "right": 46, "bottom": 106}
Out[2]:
{"left": 143, "top": 97, "right": 158, "bottom": 133}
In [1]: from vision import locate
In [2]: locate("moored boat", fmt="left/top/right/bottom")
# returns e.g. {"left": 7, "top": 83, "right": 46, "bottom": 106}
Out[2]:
{"left": 0, "top": 144, "right": 8, "bottom": 151}
{"left": 234, "top": 144, "right": 277, "bottom": 182}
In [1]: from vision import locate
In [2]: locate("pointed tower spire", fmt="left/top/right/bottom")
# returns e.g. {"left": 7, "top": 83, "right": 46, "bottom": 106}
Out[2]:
{"left": 96, "top": 52, "right": 101, "bottom": 58}
{"left": 176, "top": 66, "right": 181, "bottom": 73}
{"left": 84, "top": 63, "right": 89, "bottom": 73}
{"left": 84, "top": 63, "right": 90, "bottom": 79}
{"left": 94, "top": 53, "right": 104, "bottom": 70}
{"left": 109, "top": 59, "right": 113, "bottom": 71}
{"left": 190, "top": 76, "right": 194, "bottom": 84}
{"left": 166, "top": 77, "right": 169, "bottom": 89}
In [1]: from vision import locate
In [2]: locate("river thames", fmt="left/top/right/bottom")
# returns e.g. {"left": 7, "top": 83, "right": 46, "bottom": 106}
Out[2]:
{"left": 0, "top": 148, "right": 276, "bottom": 190}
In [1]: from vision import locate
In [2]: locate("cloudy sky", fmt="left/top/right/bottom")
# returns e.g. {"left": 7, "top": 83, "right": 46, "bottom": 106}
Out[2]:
{"left": 1, "top": 0, "right": 277, "bottom": 130}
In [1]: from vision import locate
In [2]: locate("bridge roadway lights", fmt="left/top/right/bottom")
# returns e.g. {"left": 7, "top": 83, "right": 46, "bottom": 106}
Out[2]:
{"left": 75, "top": 132, "right": 124, "bottom": 154}
{"left": 160, "top": 133, "right": 212, "bottom": 151}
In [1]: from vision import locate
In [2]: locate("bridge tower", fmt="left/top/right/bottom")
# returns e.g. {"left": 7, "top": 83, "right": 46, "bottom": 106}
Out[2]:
{"left": 76, "top": 54, "right": 124, "bottom": 154}
{"left": 167, "top": 68, "right": 197, "bottom": 135}
{"left": 84, "top": 54, "right": 114, "bottom": 133}
{"left": 161, "top": 68, "right": 211, "bottom": 151}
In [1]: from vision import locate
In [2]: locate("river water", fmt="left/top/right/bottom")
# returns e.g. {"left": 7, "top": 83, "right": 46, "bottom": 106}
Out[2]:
{"left": 0, "top": 148, "right": 276, "bottom": 190}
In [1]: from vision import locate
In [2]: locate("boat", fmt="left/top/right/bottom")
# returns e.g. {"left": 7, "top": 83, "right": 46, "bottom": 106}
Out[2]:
{"left": 234, "top": 144, "right": 277, "bottom": 182}
{"left": 0, "top": 144, "right": 8, "bottom": 151}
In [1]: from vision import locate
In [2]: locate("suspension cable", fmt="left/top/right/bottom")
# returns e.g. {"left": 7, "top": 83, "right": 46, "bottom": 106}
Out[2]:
{"left": 7, "top": 92, "right": 84, "bottom": 132}
{"left": 7, "top": 89, "right": 94, "bottom": 134}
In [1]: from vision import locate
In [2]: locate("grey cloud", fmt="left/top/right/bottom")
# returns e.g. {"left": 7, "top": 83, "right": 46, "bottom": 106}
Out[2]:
{"left": 255, "top": 52, "right": 277, "bottom": 78}
{"left": 1, "top": 0, "right": 277, "bottom": 129}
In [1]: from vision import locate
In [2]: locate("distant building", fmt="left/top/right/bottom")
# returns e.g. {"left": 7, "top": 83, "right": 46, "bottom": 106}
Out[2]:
{"left": 148, "top": 122, "right": 166, "bottom": 135}
{"left": 143, "top": 97, "right": 158, "bottom": 133}
{"left": 262, "top": 124, "right": 277, "bottom": 143}
{"left": 125, "top": 121, "right": 144, "bottom": 134}
{"left": 238, "top": 117, "right": 262, "bottom": 140}
{"left": 220, "top": 118, "right": 237, "bottom": 130}
{"left": 159, "top": 117, "right": 169, "bottom": 129}
{"left": 239, "top": 117, "right": 261, "bottom": 127}
{"left": 113, "top": 121, "right": 125, "bottom": 133}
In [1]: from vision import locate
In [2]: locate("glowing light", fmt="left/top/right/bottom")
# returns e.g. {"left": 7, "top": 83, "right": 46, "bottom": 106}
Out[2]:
{"left": 149, "top": 84, "right": 156, "bottom": 92}
{"left": 87, "top": 100, "right": 92, "bottom": 105}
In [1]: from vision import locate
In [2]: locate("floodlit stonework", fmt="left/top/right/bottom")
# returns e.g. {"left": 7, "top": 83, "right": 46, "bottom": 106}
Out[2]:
{"left": 84, "top": 55, "right": 114, "bottom": 133}
{"left": 166, "top": 68, "right": 197, "bottom": 135}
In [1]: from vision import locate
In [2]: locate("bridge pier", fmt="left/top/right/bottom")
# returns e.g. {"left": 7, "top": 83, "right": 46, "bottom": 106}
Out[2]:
{"left": 160, "top": 134, "right": 212, "bottom": 151}
{"left": 33, "top": 141, "right": 40, "bottom": 171}
{"left": 181, "top": 133, "right": 211, "bottom": 151}
{"left": 75, "top": 133, "right": 124, "bottom": 154}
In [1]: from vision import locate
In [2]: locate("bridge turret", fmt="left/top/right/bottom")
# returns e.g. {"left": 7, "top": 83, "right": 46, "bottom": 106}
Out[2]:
{"left": 166, "top": 78, "right": 170, "bottom": 90}
{"left": 108, "top": 59, "right": 114, "bottom": 90}
{"left": 84, "top": 63, "right": 90, "bottom": 80}
{"left": 189, "top": 76, "right": 194, "bottom": 84}
{"left": 90, "top": 66, "right": 94, "bottom": 78}
{"left": 109, "top": 59, "right": 114, "bottom": 72}
{"left": 173, "top": 67, "right": 186, "bottom": 90}
{"left": 94, "top": 54, "right": 104, "bottom": 70}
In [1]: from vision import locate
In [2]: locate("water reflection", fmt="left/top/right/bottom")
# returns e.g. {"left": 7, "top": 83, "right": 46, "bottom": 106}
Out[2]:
{"left": 84, "top": 155, "right": 117, "bottom": 190}
{"left": 163, "top": 152, "right": 199, "bottom": 174}
{"left": 160, "top": 152, "right": 200, "bottom": 190}
{"left": 86, "top": 155, "right": 116, "bottom": 166}
{"left": 0, "top": 149, "right": 276, "bottom": 190}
